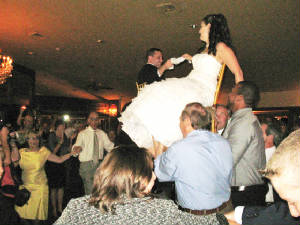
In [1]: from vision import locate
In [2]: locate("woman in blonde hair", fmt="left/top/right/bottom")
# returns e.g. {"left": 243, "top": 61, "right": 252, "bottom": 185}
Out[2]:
{"left": 14, "top": 131, "right": 80, "bottom": 225}
{"left": 55, "top": 146, "right": 228, "bottom": 225}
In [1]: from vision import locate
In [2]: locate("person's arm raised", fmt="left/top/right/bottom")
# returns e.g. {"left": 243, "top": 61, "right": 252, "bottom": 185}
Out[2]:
{"left": 158, "top": 59, "right": 173, "bottom": 75}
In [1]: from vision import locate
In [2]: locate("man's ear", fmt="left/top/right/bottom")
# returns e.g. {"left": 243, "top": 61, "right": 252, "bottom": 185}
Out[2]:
{"left": 183, "top": 117, "right": 191, "bottom": 126}
{"left": 183, "top": 117, "right": 194, "bottom": 133}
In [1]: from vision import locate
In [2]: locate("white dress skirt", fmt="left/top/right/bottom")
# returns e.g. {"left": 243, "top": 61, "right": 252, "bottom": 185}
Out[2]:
{"left": 119, "top": 54, "right": 222, "bottom": 149}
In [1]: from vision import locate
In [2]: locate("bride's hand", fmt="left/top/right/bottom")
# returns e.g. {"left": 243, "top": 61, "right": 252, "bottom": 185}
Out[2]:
{"left": 181, "top": 54, "right": 192, "bottom": 61}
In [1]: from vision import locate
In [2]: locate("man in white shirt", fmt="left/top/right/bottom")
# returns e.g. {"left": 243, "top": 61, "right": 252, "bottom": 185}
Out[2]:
{"left": 73, "top": 112, "right": 114, "bottom": 194}
{"left": 261, "top": 120, "right": 282, "bottom": 203}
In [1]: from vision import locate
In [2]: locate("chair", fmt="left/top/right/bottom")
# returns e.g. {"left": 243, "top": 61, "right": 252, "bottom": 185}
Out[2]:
{"left": 211, "top": 64, "right": 226, "bottom": 133}
{"left": 136, "top": 82, "right": 146, "bottom": 94}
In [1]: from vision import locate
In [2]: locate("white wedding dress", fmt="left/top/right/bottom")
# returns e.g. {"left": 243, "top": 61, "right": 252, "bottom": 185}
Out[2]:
{"left": 119, "top": 54, "right": 222, "bottom": 149}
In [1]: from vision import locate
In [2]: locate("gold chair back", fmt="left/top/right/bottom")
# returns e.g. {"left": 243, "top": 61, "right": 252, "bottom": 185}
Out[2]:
{"left": 136, "top": 82, "right": 146, "bottom": 94}
{"left": 211, "top": 64, "right": 226, "bottom": 133}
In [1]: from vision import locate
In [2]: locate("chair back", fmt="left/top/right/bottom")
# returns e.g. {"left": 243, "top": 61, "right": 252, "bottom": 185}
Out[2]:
{"left": 136, "top": 82, "right": 146, "bottom": 94}
{"left": 211, "top": 64, "right": 226, "bottom": 133}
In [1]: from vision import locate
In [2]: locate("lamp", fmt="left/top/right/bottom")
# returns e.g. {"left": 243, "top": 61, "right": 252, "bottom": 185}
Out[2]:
{"left": 108, "top": 104, "right": 118, "bottom": 117}
{"left": 0, "top": 54, "right": 13, "bottom": 84}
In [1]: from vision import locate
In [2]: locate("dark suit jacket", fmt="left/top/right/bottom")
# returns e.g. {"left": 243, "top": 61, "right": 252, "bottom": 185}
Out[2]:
{"left": 242, "top": 201, "right": 299, "bottom": 225}
{"left": 137, "top": 64, "right": 164, "bottom": 85}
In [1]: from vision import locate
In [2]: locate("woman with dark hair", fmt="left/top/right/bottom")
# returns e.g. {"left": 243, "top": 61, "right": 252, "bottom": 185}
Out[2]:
{"left": 119, "top": 13, "right": 244, "bottom": 149}
{"left": 46, "top": 119, "right": 71, "bottom": 218}
{"left": 55, "top": 146, "right": 228, "bottom": 225}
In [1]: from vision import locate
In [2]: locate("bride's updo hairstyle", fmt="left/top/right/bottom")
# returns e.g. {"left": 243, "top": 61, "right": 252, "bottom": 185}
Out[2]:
{"left": 199, "top": 13, "right": 233, "bottom": 56}
{"left": 89, "top": 146, "right": 153, "bottom": 213}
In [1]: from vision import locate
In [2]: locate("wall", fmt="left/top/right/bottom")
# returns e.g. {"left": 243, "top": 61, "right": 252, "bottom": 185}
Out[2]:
{"left": 218, "top": 89, "right": 300, "bottom": 108}
{"left": 258, "top": 89, "right": 300, "bottom": 107}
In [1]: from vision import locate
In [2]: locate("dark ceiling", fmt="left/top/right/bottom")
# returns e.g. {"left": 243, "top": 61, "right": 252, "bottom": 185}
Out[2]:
{"left": 0, "top": 0, "right": 299, "bottom": 104}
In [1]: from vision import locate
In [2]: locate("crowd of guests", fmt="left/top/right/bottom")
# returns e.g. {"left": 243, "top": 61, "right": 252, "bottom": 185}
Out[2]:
{"left": 0, "top": 110, "right": 86, "bottom": 225}
{"left": 1, "top": 13, "right": 300, "bottom": 225}
{"left": 0, "top": 88, "right": 299, "bottom": 225}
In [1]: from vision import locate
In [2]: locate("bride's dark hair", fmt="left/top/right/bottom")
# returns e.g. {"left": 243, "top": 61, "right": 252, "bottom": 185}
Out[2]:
{"left": 198, "top": 14, "right": 233, "bottom": 55}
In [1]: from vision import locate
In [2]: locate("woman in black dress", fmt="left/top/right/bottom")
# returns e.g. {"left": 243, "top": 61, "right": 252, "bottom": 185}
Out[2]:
{"left": 46, "top": 119, "right": 70, "bottom": 218}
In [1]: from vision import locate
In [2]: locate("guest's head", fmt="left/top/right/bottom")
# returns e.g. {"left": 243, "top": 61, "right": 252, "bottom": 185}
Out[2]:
{"left": 23, "top": 114, "right": 34, "bottom": 130}
{"left": 108, "top": 129, "right": 116, "bottom": 143}
{"left": 89, "top": 146, "right": 155, "bottom": 213}
{"left": 55, "top": 119, "right": 65, "bottom": 132}
{"left": 199, "top": 14, "right": 232, "bottom": 55}
{"left": 180, "top": 102, "right": 211, "bottom": 137}
{"left": 146, "top": 48, "right": 163, "bottom": 68}
{"left": 74, "top": 120, "right": 86, "bottom": 132}
{"left": 261, "top": 121, "right": 282, "bottom": 148}
{"left": 261, "top": 129, "right": 300, "bottom": 217}
{"left": 40, "top": 118, "right": 50, "bottom": 130}
{"left": 27, "top": 131, "right": 40, "bottom": 150}
{"left": 87, "top": 111, "right": 100, "bottom": 130}
{"left": 228, "top": 81, "right": 260, "bottom": 113}
{"left": 215, "top": 104, "right": 230, "bottom": 131}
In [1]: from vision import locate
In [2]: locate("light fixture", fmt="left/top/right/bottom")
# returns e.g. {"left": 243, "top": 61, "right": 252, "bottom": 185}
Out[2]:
{"left": 189, "top": 24, "right": 198, "bottom": 29}
{"left": 98, "top": 103, "right": 118, "bottom": 117}
{"left": 0, "top": 54, "right": 13, "bottom": 84}
{"left": 108, "top": 104, "right": 118, "bottom": 117}
{"left": 63, "top": 114, "right": 70, "bottom": 122}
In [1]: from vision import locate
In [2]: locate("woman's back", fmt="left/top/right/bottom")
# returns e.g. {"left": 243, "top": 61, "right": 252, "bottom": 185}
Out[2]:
{"left": 54, "top": 195, "right": 223, "bottom": 225}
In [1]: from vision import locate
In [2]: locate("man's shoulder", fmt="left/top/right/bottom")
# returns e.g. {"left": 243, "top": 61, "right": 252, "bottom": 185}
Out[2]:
{"left": 228, "top": 109, "right": 257, "bottom": 128}
{"left": 95, "top": 128, "right": 107, "bottom": 135}
{"left": 172, "top": 130, "right": 224, "bottom": 147}
{"left": 190, "top": 129, "right": 225, "bottom": 141}
{"left": 200, "top": 130, "right": 232, "bottom": 149}
{"left": 141, "top": 63, "right": 156, "bottom": 70}
{"left": 138, "top": 64, "right": 155, "bottom": 74}
{"left": 77, "top": 127, "right": 89, "bottom": 135}
{"left": 137, "top": 64, "right": 157, "bottom": 82}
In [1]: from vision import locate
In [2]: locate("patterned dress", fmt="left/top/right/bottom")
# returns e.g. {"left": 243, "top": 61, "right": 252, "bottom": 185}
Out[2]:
{"left": 54, "top": 195, "right": 228, "bottom": 225}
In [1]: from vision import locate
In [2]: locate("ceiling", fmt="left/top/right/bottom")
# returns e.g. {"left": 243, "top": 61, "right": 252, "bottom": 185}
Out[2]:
{"left": 0, "top": 0, "right": 299, "bottom": 105}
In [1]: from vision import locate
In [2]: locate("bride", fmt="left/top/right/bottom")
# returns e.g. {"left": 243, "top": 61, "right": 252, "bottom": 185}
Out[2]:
{"left": 119, "top": 14, "right": 244, "bottom": 149}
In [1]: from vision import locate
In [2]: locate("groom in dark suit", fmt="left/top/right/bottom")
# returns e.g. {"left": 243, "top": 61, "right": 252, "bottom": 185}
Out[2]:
{"left": 137, "top": 48, "right": 173, "bottom": 85}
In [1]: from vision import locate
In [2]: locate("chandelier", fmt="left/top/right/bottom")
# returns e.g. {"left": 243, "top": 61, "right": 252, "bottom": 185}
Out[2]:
{"left": 0, "top": 54, "right": 13, "bottom": 84}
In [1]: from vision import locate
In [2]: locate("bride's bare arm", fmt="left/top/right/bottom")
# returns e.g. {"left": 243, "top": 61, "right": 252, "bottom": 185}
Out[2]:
{"left": 216, "top": 43, "right": 244, "bottom": 84}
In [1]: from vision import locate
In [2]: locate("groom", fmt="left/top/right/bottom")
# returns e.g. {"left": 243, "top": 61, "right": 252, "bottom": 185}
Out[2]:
{"left": 137, "top": 48, "right": 173, "bottom": 85}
